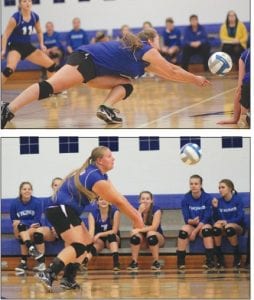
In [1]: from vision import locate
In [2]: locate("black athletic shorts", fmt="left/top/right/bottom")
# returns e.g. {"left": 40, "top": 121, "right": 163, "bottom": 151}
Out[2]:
{"left": 240, "top": 83, "right": 250, "bottom": 109}
{"left": 7, "top": 41, "right": 37, "bottom": 60}
{"left": 45, "top": 205, "right": 82, "bottom": 236}
{"left": 66, "top": 51, "right": 97, "bottom": 83}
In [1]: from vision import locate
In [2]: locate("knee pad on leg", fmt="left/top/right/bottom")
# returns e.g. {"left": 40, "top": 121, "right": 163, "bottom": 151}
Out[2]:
{"left": 17, "top": 223, "right": 27, "bottom": 233}
{"left": 178, "top": 230, "right": 188, "bottom": 239}
{"left": 86, "top": 243, "right": 97, "bottom": 256}
{"left": 71, "top": 242, "right": 87, "bottom": 258}
{"left": 202, "top": 228, "right": 213, "bottom": 238}
{"left": 2, "top": 67, "right": 14, "bottom": 78}
{"left": 147, "top": 235, "right": 158, "bottom": 246}
{"left": 225, "top": 227, "right": 236, "bottom": 237}
{"left": 130, "top": 235, "right": 141, "bottom": 245}
{"left": 46, "top": 63, "right": 56, "bottom": 72}
{"left": 108, "top": 234, "right": 117, "bottom": 243}
{"left": 213, "top": 227, "right": 222, "bottom": 236}
{"left": 33, "top": 232, "right": 44, "bottom": 244}
{"left": 38, "top": 81, "right": 54, "bottom": 100}
{"left": 121, "top": 84, "right": 133, "bottom": 100}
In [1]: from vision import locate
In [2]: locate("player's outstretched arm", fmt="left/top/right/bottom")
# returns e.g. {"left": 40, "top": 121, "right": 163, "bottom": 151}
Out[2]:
{"left": 92, "top": 180, "right": 144, "bottom": 229}
{"left": 143, "top": 48, "right": 211, "bottom": 87}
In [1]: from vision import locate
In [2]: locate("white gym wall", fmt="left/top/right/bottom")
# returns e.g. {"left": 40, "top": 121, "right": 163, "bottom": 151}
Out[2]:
{"left": 1, "top": 137, "right": 250, "bottom": 198}
{"left": 1, "top": 0, "right": 250, "bottom": 33}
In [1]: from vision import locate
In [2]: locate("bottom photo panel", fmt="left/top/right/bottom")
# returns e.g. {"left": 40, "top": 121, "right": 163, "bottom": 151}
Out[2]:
{"left": 1, "top": 136, "right": 250, "bottom": 300}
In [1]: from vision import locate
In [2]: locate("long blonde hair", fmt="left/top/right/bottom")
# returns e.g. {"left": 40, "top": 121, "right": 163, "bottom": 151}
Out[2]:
{"left": 121, "top": 29, "right": 157, "bottom": 51}
{"left": 56, "top": 146, "right": 109, "bottom": 202}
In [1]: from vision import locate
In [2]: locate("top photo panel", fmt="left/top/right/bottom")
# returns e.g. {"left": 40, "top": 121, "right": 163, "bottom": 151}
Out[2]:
{"left": 1, "top": 0, "right": 250, "bottom": 129}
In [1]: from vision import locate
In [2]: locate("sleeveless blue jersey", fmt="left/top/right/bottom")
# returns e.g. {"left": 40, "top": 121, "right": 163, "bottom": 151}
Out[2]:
{"left": 240, "top": 49, "right": 250, "bottom": 84}
{"left": 213, "top": 193, "right": 245, "bottom": 227}
{"left": 78, "top": 40, "right": 152, "bottom": 79}
{"left": 9, "top": 11, "right": 39, "bottom": 44}
{"left": 10, "top": 196, "right": 42, "bottom": 226}
{"left": 54, "top": 164, "right": 108, "bottom": 216}
{"left": 90, "top": 204, "right": 119, "bottom": 234}
{"left": 181, "top": 191, "right": 213, "bottom": 224}
{"left": 143, "top": 205, "right": 163, "bottom": 235}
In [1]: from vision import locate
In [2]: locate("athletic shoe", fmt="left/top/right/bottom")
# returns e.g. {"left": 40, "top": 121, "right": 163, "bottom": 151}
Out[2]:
{"left": 28, "top": 246, "right": 43, "bottom": 260}
{"left": 33, "top": 262, "right": 46, "bottom": 272}
{"left": 1, "top": 102, "right": 14, "bottom": 129}
{"left": 233, "top": 255, "right": 241, "bottom": 268}
{"left": 202, "top": 260, "right": 215, "bottom": 269}
{"left": 113, "top": 262, "right": 121, "bottom": 271}
{"left": 37, "top": 270, "right": 54, "bottom": 292}
{"left": 15, "top": 261, "right": 28, "bottom": 273}
{"left": 216, "top": 256, "right": 225, "bottom": 269}
{"left": 151, "top": 260, "right": 161, "bottom": 270}
{"left": 60, "top": 277, "right": 80, "bottom": 290}
{"left": 127, "top": 260, "right": 138, "bottom": 270}
{"left": 96, "top": 105, "right": 123, "bottom": 124}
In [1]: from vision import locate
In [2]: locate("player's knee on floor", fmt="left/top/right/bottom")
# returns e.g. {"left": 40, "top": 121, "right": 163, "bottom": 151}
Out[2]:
{"left": 38, "top": 81, "right": 54, "bottom": 100}
{"left": 225, "top": 227, "right": 236, "bottom": 237}
{"left": 130, "top": 235, "right": 141, "bottom": 245}
{"left": 178, "top": 230, "right": 188, "bottom": 239}
{"left": 71, "top": 242, "right": 87, "bottom": 258}
{"left": 147, "top": 235, "right": 158, "bottom": 246}
{"left": 46, "top": 63, "right": 56, "bottom": 73}
{"left": 107, "top": 234, "right": 117, "bottom": 243}
{"left": 33, "top": 232, "right": 44, "bottom": 244}
{"left": 17, "top": 223, "right": 27, "bottom": 233}
{"left": 213, "top": 227, "right": 222, "bottom": 236}
{"left": 121, "top": 83, "right": 133, "bottom": 100}
{"left": 202, "top": 228, "right": 213, "bottom": 238}
{"left": 2, "top": 67, "right": 14, "bottom": 78}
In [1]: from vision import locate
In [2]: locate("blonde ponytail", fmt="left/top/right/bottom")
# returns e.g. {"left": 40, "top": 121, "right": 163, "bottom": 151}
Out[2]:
{"left": 121, "top": 32, "right": 143, "bottom": 51}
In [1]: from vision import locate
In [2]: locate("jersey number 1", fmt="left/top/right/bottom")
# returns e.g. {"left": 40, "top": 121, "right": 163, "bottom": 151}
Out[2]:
{"left": 22, "top": 26, "right": 33, "bottom": 35}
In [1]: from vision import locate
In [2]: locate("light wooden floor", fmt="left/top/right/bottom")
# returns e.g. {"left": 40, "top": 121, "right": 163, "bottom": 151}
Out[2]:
{"left": 1, "top": 268, "right": 250, "bottom": 299}
{"left": 2, "top": 72, "right": 242, "bottom": 129}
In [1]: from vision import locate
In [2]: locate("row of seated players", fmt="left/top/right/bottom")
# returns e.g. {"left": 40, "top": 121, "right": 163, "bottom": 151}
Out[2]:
{"left": 41, "top": 11, "right": 249, "bottom": 74}
{"left": 9, "top": 175, "right": 249, "bottom": 274}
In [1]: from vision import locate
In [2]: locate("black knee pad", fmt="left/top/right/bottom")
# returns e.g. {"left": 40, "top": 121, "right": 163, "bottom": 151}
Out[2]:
{"left": 225, "top": 227, "right": 236, "bottom": 237}
{"left": 38, "top": 81, "right": 54, "bottom": 100}
{"left": 178, "top": 230, "right": 188, "bottom": 239}
{"left": 71, "top": 242, "right": 87, "bottom": 258}
{"left": 147, "top": 235, "right": 158, "bottom": 246}
{"left": 108, "top": 234, "right": 117, "bottom": 243}
{"left": 202, "top": 228, "right": 213, "bottom": 238}
{"left": 130, "top": 235, "right": 141, "bottom": 245}
{"left": 18, "top": 238, "right": 25, "bottom": 245}
{"left": 2, "top": 67, "right": 14, "bottom": 78}
{"left": 17, "top": 223, "right": 27, "bottom": 233}
{"left": 213, "top": 227, "right": 222, "bottom": 236}
{"left": 46, "top": 63, "right": 56, "bottom": 72}
{"left": 121, "top": 84, "right": 133, "bottom": 100}
{"left": 86, "top": 243, "right": 97, "bottom": 256}
{"left": 33, "top": 232, "right": 44, "bottom": 244}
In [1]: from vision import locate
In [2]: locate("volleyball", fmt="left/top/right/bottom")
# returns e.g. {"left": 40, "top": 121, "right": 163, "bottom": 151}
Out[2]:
{"left": 208, "top": 52, "right": 233, "bottom": 75}
{"left": 180, "top": 143, "right": 202, "bottom": 165}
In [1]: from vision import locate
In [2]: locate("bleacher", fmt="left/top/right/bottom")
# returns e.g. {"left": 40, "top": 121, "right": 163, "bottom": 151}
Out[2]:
{"left": 1, "top": 192, "right": 250, "bottom": 269}
{"left": 1, "top": 22, "right": 250, "bottom": 74}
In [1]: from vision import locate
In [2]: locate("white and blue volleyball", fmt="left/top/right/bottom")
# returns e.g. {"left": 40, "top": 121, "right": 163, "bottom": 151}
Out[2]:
{"left": 208, "top": 52, "right": 233, "bottom": 75}
{"left": 180, "top": 143, "right": 202, "bottom": 165}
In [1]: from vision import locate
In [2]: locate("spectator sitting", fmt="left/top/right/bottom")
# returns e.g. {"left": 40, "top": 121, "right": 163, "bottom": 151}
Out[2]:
{"left": 142, "top": 21, "right": 153, "bottom": 30}
{"left": 181, "top": 14, "right": 210, "bottom": 71}
{"left": 118, "top": 24, "right": 132, "bottom": 39}
{"left": 91, "top": 31, "right": 110, "bottom": 43}
{"left": 66, "top": 17, "right": 89, "bottom": 54}
{"left": 161, "top": 17, "right": 181, "bottom": 64}
{"left": 219, "top": 10, "right": 248, "bottom": 65}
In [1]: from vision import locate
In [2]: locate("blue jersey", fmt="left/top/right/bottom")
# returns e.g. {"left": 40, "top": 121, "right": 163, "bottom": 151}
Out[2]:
{"left": 183, "top": 24, "right": 209, "bottom": 46}
{"left": 143, "top": 205, "right": 163, "bottom": 235}
{"left": 54, "top": 164, "right": 108, "bottom": 216}
{"left": 181, "top": 191, "right": 213, "bottom": 224}
{"left": 162, "top": 28, "right": 181, "bottom": 47}
{"left": 43, "top": 31, "right": 64, "bottom": 52}
{"left": 213, "top": 193, "right": 245, "bottom": 226}
{"left": 67, "top": 29, "right": 89, "bottom": 50}
{"left": 10, "top": 196, "right": 42, "bottom": 226}
{"left": 78, "top": 40, "right": 152, "bottom": 79}
{"left": 240, "top": 49, "right": 250, "bottom": 84}
{"left": 90, "top": 204, "right": 119, "bottom": 234}
{"left": 9, "top": 11, "right": 39, "bottom": 44}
